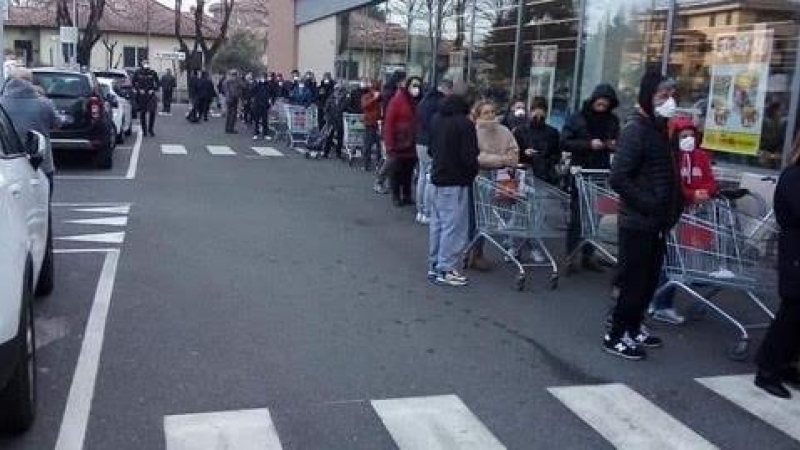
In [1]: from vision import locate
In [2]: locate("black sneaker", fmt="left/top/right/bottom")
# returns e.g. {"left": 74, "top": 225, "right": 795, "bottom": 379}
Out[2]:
{"left": 603, "top": 334, "right": 646, "bottom": 360}
{"left": 626, "top": 329, "right": 663, "bottom": 348}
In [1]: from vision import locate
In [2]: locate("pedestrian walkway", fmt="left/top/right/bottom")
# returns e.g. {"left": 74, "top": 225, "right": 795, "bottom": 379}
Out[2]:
{"left": 53, "top": 202, "right": 132, "bottom": 247}
{"left": 159, "top": 144, "right": 285, "bottom": 158}
{"left": 162, "top": 377, "right": 800, "bottom": 450}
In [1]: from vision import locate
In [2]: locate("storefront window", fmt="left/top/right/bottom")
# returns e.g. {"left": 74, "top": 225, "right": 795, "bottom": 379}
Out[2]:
{"left": 516, "top": 0, "right": 581, "bottom": 130}
{"left": 672, "top": 0, "right": 800, "bottom": 170}
{"left": 579, "top": 0, "right": 670, "bottom": 117}
{"left": 469, "top": 0, "right": 520, "bottom": 112}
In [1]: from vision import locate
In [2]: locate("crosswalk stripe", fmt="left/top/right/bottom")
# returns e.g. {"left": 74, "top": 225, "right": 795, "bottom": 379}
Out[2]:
{"left": 698, "top": 374, "right": 800, "bottom": 442}
{"left": 71, "top": 205, "right": 130, "bottom": 215}
{"left": 371, "top": 394, "right": 506, "bottom": 450}
{"left": 57, "top": 232, "right": 125, "bottom": 244}
{"left": 207, "top": 145, "right": 236, "bottom": 155}
{"left": 164, "top": 408, "right": 283, "bottom": 450}
{"left": 161, "top": 144, "right": 188, "bottom": 155}
{"left": 65, "top": 216, "right": 128, "bottom": 226}
{"left": 251, "top": 147, "right": 284, "bottom": 157}
{"left": 548, "top": 383, "right": 718, "bottom": 450}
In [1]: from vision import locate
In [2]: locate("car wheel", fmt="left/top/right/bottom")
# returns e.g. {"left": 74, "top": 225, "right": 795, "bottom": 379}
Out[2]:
{"left": 116, "top": 127, "right": 124, "bottom": 144}
{"left": 35, "top": 215, "right": 54, "bottom": 297}
{"left": 125, "top": 124, "right": 132, "bottom": 136}
{"left": 0, "top": 267, "right": 37, "bottom": 434}
{"left": 96, "top": 131, "right": 114, "bottom": 170}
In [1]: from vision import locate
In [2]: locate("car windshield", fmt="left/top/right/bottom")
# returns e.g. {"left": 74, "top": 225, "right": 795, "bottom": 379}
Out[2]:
{"left": 33, "top": 73, "right": 91, "bottom": 98}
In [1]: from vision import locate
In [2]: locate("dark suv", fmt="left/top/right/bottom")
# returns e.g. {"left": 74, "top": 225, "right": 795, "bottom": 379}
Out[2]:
{"left": 31, "top": 68, "right": 116, "bottom": 169}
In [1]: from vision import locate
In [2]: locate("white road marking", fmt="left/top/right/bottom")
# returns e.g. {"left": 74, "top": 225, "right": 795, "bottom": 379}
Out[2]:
{"left": 126, "top": 125, "right": 143, "bottom": 179}
{"left": 371, "top": 394, "right": 506, "bottom": 450}
{"left": 164, "top": 408, "right": 284, "bottom": 450}
{"left": 55, "top": 175, "right": 130, "bottom": 181}
{"left": 53, "top": 202, "right": 129, "bottom": 207}
{"left": 161, "top": 144, "right": 188, "bottom": 155}
{"left": 207, "top": 145, "right": 236, "bottom": 155}
{"left": 548, "top": 383, "right": 718, "bottom": 450}
{"left": 54, "top": 248, "right": 117, "bottom": 254}
{"left": 66, "top": 216, "right": 128, "bottom": 226}
{"left": 251, "top": 147, "right": 284, "bottom": 157}
{"left": 57, "top": 232, "right": 125, "bottom": 244}
{"left": 54, "top": 250, "right": 120, "bottom": 450}
{"left": 71, "top": 205, "right": 131, "bottom": 214}
{"left": 698, "top": 374, "right": 800, "bottom": 442}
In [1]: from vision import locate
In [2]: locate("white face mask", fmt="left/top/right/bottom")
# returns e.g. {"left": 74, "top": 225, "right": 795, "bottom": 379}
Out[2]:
{"left": 679, "top": 136, "right": 696, "bottom": 152}
{"left": 655, "top": 97, "right": 677, "bottom": 118}
{"left": 299, "top": 83, "right": 305, "bottom": 89}
{"left": 409, "top": 86, "right": 420, "bottom": 97}
{"left": 514, "top": 108, "right": 526, "bottom": 117}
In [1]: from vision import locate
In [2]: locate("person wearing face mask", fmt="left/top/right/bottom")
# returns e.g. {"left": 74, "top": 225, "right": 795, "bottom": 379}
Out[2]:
{"left": 250, "top": 72, "right": 274, "bottom": 140}
{"left": 317, "top": 72, "right": 335, "bottom": 128}
{"left": 502, "top": 100, "right": 528, "bottom": 131}
{"left": 513, "top": 96, "right": 560, "bottom": 184}
{"left": 647, "top": 116, "right": 718, "bottom": 325}
{"left": 406, "top": 77, "right": 424, "bottom": 104}
{"left": 464, "top": 100, "right": 519, "bottom": 270}
{"left": 382, "top": 70, "right": 418, "bottom": 207}
{"left": 416, "top": 79, "right": 454, "bottom": 225}
{"left": 290, "top": 76, "right": 316, "bottom": 107}
{"left": 605, "top": 72, "right": 683, "bottom": 361}
{"left": 562, "top": 83, "right": 620, "bottom": 273}
{"left": 132, "top": 59, "right": 160, "bottom": 136}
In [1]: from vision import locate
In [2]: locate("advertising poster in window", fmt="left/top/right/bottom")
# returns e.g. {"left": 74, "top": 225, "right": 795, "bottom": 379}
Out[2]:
{"left": 702, "top": 30, "right": 773, "bottom": 155}
{"left": 528, "top": 45, "right": 558, "bottom": 120}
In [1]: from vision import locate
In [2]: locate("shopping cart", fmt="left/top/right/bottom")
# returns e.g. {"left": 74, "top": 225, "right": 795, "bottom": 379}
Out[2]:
{"left": 282, "top": 104, "right": 318, "bottom": 148}
{"left": 342, "top": 113, "right": 366, "bottom": 167}
{"left": 567, "top": 168, "right": 620, "bottom": 266}
{"left": 659, "top": 198, "right": 778, "bottom": 360}
{"left": 467, "top": 169, "right": 569, "bottom": 291}
{"left": 268, "top": 100, "right": 288, "bottom": 143}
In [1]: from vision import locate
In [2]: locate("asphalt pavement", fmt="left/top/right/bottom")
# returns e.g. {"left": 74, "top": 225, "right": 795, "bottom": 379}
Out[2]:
{"left": 2, "top": 105, "right": 798, "bottom": 450}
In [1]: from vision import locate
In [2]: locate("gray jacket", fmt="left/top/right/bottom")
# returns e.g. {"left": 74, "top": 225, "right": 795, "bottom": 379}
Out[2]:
{"left": 0, "top": 78, "right": 58, "bottom": 175}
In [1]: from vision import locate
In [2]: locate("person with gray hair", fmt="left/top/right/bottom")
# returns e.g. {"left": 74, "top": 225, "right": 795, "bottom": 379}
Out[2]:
{"left": 0, "top": 66, "right": 59, "bottom": 192}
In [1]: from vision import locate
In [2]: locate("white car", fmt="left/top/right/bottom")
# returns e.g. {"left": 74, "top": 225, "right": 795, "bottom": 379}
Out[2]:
{"left": 97, "top": 77, "right": 133, "bottom": 144}
{"left": 0, "top": 108, "right": 53, "bottom": 434}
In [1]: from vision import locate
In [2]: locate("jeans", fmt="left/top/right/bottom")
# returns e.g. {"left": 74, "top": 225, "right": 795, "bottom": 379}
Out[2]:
{"left": 567, "top": 177, "right": 594, "bottom": 258}
{"left": 363, "top": 125, "right": 380, "bottom": 170}
{"left": 609, "top": 227, "right": 667, "bottom": 338}
{"left": 429, "top": 185, "right": 470, "bottom": 272}
{"left": 390, "top": 158, "right": 417, "bottom": 203}
{"left": 416, "top": 145, "right": 432, "bottom": 216}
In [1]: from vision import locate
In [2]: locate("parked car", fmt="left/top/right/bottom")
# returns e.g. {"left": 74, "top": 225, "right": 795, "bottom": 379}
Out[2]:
{"left": 0, "top": 105, "right": 53, "bottom": 434}
{"left": 31, "top": 68, "right": 117, "bottom": 169}
{"left": 97, "top": 77, "right": 133, "bottom": 143}
{"left": 92, "top": 69, "right": 133, "bottom": 102}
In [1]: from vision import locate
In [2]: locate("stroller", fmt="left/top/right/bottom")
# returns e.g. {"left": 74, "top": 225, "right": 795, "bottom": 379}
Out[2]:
{"left": 306, "top": 122, "right": 335, "bottom": 159}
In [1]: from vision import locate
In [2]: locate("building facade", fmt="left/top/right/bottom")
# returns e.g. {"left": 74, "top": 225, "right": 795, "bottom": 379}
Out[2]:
{"left": 271, "top": 0, "right": 800, "bottom": 170}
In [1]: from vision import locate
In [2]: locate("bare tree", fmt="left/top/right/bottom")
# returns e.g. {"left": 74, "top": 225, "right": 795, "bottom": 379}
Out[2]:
{"left": 56, "top": 0, "right": 106, "bottom": 66}
{"left": 101, "top": 35, "right": 118, "bottom": 70}
{"left": 174, "top": 0, "right": 235, "bottom": 74}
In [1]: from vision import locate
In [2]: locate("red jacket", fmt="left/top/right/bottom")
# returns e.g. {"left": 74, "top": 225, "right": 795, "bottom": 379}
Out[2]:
{"left": 382, "top": 89, "right": 417, "bottom": 159}
{"left": 670, "top": 117, "right": 718, "bottom": 204}
{"left": 361, "top": 89, "right": 382, "bottom": 127}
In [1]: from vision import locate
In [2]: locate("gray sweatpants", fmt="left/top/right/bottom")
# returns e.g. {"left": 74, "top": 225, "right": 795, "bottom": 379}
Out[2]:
{"left": 416, "top": 144, "right": 432, "bottom": 216}
{"left": 428, "top": 185, "right": 470, "bottom": 272}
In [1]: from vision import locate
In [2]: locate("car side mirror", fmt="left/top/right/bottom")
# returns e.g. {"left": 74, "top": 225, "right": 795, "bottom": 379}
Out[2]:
{"left": 26, "top": 130, "right": 46, "bottom": 169}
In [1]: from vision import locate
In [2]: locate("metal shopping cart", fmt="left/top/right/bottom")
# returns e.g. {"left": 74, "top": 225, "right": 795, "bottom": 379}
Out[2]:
{"left": 467, "top": 169, "right": 569, "bottom": 291}
{"left": 342, "top": 113, "right": 366, "bottom": 167}
{"left": 659, "top": 198, "right": 778, "bottom": 360}
{"left": 268, "top": 100, "right": 288, "bottom": 143}
{"left": 282, "top": 104, "right": 318, "bottom": 148}
{"left": 567, "top": 168, "right": 620, "bottom": 266}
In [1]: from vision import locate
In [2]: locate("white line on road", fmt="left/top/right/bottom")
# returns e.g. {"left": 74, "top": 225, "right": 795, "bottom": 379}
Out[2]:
{"left": 164, "top": 408, "right": 284, "bottom": 450}
{"left": 53, "top": 202, "right": 130, "bottom": 207}
{"left": 161, "top": 144, "right": 188, "bottom": 155}
{"left": 126, "top": 125, "right": 143, "bottom": 179}
{"left": 54, "top": 249, "right": 121, "bottom": 450}
{"left": 54, "top": 248, "right": 117, "bottom": 254}
{"left": 251, "top": 147, "right": 284, "bottom": 157}
{"left": 207, "top": 145, "right": 236, "bottom": 155}
{"left": 65, "top": 216, "right": 128, "bottom": 226}
{"left": 371, "top": 394, "right": 506, "bottom": 450}
{"left": 548, "top": 383, "right": 718, "bottom": 450}
{"left": 70, "top": 205, "right": 131, "bottom": 214}
{"left": 698, "top": 374, "right": 800, "bottom": 442}
{"left": 57, "top": 232, "right": 125, "bottom": 244}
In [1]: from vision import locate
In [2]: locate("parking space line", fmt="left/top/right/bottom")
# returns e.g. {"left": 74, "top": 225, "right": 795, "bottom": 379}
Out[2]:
{"left": 126, "top": 126, "right": 143, "bottom": 179}
{"left": 54, "top": 249, "right": 121, "bottom": 450}
{"left": 164, "top": 409, "right": 284, "bottom": 450}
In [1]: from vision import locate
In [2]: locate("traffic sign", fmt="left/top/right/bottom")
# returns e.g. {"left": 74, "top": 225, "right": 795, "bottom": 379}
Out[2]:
{"left": 60, "top": 26, "right": 78, "bottom": 44}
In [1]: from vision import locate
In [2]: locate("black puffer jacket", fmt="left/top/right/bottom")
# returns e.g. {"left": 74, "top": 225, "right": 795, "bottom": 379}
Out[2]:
{"left": 774, "top": 163, "right": 800, "bottom": 299}
{"left": 430, "top": 95, "right": 480, "bottom": 187}
{"left": 610, "top": 112, "right": 682, "bottom": 232}
{"left": 513, "top": 120, "right": 561, "bottom": 182}
{"left": 561, "top": 84, "right": 620, "bottom": 169}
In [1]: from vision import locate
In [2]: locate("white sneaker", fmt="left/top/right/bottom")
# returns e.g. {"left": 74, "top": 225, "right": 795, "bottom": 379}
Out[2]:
{"left": 415, "top": 213, "right": 423, "bottom": 223}
{"left": 419, "top": 215, "right": 430, "bottom": 225}
{"left": 253, "top": 135, "right": 260, "bottom": 140}
{"left": 436, "top": 270, "right": 468, "bottom": 286}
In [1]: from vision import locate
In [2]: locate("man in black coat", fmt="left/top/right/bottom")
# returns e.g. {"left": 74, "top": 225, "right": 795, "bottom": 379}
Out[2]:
{"left": 605, "top": 72, "right": 683, "bottom": 360}
{"left": 754, "top": 146, "right": 800, "bottom": 398}
{"left": 562, "top": 83, "right": 620, "bottom": 272}
{"left": 160, "top": 69, "right": 177, "bottom": 114}
{"left": 250, "top": 72, "right": 274, "bottom": 140}
{"left": 513, "top": 96, "right": 561, "bottom": 183}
